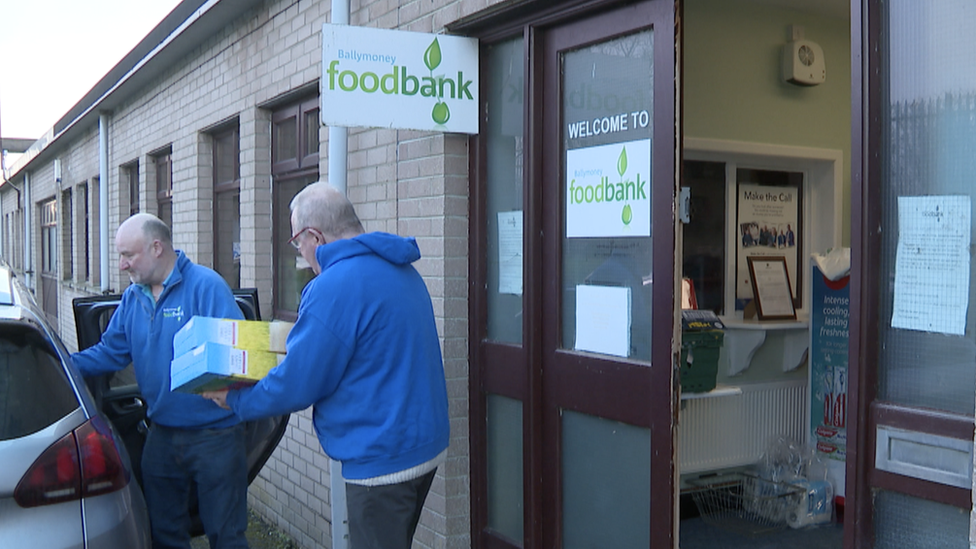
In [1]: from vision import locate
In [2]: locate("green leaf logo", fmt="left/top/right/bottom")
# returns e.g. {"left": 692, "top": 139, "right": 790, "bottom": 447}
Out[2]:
{"left": 617, "top": 147, "right": 628, "bottom": 177}
{"left": 622, "top": 204, "right": 633, "bottom": 225}
{"left": 424, "top": 39, "right": 442, "bottom": 71}
{"left": 432, "top": 101, "right": 450, "bottom": 124}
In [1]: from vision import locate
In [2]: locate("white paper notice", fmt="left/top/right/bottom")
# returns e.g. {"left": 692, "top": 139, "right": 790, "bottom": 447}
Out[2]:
{"left": 575, "top": 285, "right": 631, "bottom": 358}
{"left": 891, "top": 195, "right": 971, "bottom": 335}
{"left": 497, "top": 211, "right": 523, "bottom": 295}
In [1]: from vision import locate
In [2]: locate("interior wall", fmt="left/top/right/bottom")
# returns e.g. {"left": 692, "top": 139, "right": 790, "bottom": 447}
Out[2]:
{"left": 683, "top": 0, "right": 852, "bottom": 244}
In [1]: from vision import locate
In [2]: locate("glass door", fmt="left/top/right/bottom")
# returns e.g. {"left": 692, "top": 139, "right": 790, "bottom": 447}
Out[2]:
{"left": 468, "top": 1, "right": 677, "bottom": 547}
{"left": 852, "top": 1, "right": 976, "bottom": 546}
{"left": 540, "top": 3, "right": 677, "bottom": 547}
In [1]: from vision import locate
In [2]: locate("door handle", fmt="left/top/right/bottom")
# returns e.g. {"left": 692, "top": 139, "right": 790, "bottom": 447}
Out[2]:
{"left": 114, "top": 396, "right": 145, "bottom": 413}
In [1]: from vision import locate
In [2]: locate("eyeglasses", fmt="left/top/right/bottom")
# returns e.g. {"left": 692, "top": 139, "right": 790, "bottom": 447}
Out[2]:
{"left": 288, "top": 227, "right": 313, "bottom": 250}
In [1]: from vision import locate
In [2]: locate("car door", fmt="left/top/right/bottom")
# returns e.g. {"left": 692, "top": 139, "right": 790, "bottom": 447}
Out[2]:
{"left": 71, "top": 289, "right": 289, "bottom": 491}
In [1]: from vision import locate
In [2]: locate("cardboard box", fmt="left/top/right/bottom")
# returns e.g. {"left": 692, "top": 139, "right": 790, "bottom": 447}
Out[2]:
{"left": 170, "top": 341, "right": 285, "bottom": 394}
{"left": 173, "top": 316, "right": 293, "bottom": 357}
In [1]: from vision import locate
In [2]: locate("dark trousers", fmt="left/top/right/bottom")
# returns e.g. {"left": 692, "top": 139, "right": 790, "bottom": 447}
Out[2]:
{"left": 141, "top": 424, "right": 249, "bottom": 549}
{"left": 346, "top": 469, "right": 438, "bottom": 549}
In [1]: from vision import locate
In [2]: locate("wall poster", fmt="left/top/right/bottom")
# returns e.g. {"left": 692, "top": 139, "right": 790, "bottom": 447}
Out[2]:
{"left": 736, "top": 182, "right": 800, "bottom": 310}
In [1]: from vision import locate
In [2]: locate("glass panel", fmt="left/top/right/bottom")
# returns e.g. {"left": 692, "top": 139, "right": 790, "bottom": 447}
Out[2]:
{"left": 485, "top": 38, "right": 525, "bottom": 344}
{"left": 562, "top": 410, "right": 650, "bottom": 548}
{"left": 877, "top": 1, "right": 976, "bottom": 414}
{"left": 215, "top": 190, "right": 241, "bottom": 289}
{"left": 158, "top": 199, "right": 172, "bottom": 229}
{"left": 275, "top": 175, "right": 316, "bottom": 314}
{"left": 304, "top": 108, "right": 320, "bottom": 158}
{"left": 156, "top": 154, "right": 172, "bottom": 195}
{"left": 128, "top": 163, "right": 140, "bottom": 215}
{"left": 682, "top": 160, "right": 726, "bottom": 314}
{"left": 274, "top": 116, "right": 297, "bottom": 164}
{"left": 486, "top": 393, "right": 523, "bottom": 542}
{"left": 215, "top": 131, "right": 239, "bottom": 186}
{"left": 561, "top": 30, "right": 654, "bottom": 361}
{"left": 734, "top": 168, "right": 802, "bottom": 312}
{"left": 0, "top": 329, "right": 77, "bottom": 441}
{"left": 874, "top": 490, "right": 968, "bottom": 548}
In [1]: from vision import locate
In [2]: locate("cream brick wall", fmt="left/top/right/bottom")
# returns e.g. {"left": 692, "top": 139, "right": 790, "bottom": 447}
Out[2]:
{"left": 0, "top": 0, "right": 522, "bottom": 547}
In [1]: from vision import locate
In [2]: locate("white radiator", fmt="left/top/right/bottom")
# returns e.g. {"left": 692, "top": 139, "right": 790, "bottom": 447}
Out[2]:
{"left": 678, "top": 380, "right": 808, "bottom": 474}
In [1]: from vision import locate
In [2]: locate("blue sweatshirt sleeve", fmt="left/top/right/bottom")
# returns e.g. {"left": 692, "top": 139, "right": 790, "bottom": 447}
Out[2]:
{"left": 227, "top": 306, "right": 352, "bottom": 420}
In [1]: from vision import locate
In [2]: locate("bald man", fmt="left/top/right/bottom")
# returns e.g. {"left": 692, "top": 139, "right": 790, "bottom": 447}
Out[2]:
{"left": 72, "top": 213, "right": 250, "bottom": 549}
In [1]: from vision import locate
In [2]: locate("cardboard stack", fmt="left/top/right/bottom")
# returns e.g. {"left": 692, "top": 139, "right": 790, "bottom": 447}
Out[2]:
{"left": 170, "top": 316, "right": 293, "bottom": 393}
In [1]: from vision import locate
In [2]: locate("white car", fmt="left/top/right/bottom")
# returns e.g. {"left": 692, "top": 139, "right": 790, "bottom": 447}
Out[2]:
{"left": 0, "top": 265, "right": 287, "bottom": 548}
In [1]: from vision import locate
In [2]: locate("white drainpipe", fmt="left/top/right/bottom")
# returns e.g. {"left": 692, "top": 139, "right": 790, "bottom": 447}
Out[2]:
{"left": 23, "top": 171, "right": 31, "bottom": 289}
{"left": 328, "top": 3, "right": 350, "bottom": 548}
{"left": 99, "top": 114, "right": 110, "bottom": 292}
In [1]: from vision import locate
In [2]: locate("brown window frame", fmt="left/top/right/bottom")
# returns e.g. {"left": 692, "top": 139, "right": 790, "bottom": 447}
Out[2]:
{"left": 212, "top": 124, "right": 241, "bottom": 289}
{"left": 271, "top": 96, "right": 320, "bottom": 320}
{"left": 152, "top": 148, "right": 173, "bottom": 226}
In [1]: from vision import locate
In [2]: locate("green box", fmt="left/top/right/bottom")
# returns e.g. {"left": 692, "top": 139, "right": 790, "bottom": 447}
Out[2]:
{"left": 679, "top": 329, "right": 723, "bottom": 393}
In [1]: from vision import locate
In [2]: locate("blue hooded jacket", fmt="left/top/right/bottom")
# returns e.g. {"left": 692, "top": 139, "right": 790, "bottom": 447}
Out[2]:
{"left": 227, "top": 232, "right": 450, "bottom": 480}
{"left": 72, "top": 251, "right": 244, "bottom": 429}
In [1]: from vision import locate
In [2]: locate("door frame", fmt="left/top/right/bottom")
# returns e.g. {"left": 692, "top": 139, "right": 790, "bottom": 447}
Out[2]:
{"left": 462, "top": 0, "right": 679, "bottom": 547}
{"left": 849, "top": 1, "right": 976, "bottom": 546}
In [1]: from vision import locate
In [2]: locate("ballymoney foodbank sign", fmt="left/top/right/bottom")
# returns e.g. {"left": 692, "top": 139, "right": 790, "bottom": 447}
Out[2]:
{"left": 566, "top": 139, "right": 652, "bottom": 238}
{"left": 321, "top": 24, "right": 479, "bottom": 134}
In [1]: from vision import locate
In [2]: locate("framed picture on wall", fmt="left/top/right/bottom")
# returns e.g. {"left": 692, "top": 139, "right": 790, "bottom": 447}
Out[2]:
{"left": 747, "top": 256, "right": 796, "bottom": 320}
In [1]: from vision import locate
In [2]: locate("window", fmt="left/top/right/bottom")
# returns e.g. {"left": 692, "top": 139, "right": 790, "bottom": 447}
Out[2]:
{"left": 213, "top": 125, "right": 241, "bottom": 289}
{"left": 39, "top": 199, "right": 58, "bottom": 321}
{"left": 40, "top": 200, "right": 57, "bottom": 276}
{"left": 123, "top": 161, "right": 139, "bottom": 216}
{"left": 271, "top": 96, "right": 319, "bottom": 318}
{"left": 81, "top": 183, "right": 90, "bottom": 281}
{"left": 153, "top": 150, "right": 173, "bottom": 227}
{"left": 61, "top": 189, "right": 72, "bottom": 281}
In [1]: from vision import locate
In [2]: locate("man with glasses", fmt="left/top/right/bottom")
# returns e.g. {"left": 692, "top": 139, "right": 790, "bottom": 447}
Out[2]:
{"left": 207, "top": 181, "right": 450, "bottom": 549}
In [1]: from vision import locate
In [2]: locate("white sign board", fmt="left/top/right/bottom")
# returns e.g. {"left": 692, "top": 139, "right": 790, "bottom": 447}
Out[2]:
{"left": 575, "top": 284, "right": 632, "bottom": 357}
{"left": 565, "top": 139, "right": 651, "bottom": 238}
{"left": 321, "top": 24, "right": 479, "bottom": 134}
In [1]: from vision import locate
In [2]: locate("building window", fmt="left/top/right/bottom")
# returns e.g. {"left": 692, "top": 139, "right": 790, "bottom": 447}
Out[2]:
{"left": 153, "top": 150, "right": 173, "bottom": 227}
{"left": 61, "top": 189, "right": 72, "bottom": 281}
{"left": 213, "top": 125, "right": 241, "bottom": 289}
{"left": 81, "top": 183, "right": 90, "bottom": 282}
{"left": 39, "top": 199, "right": 58, "bottom": 320}
{"left": 123, "top": 161, "right": 139, "bottom": 216}
{"left": 272, "top": 97, "right": 319, "bottom": 319}
{"left": 40, "top": 200, "right": 57, "bottom": 275}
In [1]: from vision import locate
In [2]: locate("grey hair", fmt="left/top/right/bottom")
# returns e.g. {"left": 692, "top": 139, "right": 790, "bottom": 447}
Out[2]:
{"left": 125, "top": 212, "right": 173, "bottom": 249}
{"left": 290, "top": 181, "right": 364, "bottom": 240}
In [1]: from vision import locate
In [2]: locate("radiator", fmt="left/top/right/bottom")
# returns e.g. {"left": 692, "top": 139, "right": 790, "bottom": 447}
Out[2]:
{"left": 678, "top": 380, "right": 808, "bottom": 474}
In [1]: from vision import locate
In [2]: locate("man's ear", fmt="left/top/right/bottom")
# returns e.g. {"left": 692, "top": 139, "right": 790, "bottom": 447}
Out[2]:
{"left": 151, "top": 239, "right": 164, "bottom": 257}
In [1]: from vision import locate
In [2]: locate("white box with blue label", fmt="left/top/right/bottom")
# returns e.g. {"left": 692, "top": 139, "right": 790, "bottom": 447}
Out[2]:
{"left": 170, "top": 341, "right": 285, "bottom": 393}
{"left": 173, "top": 316, "right": 293, "bottom": 357}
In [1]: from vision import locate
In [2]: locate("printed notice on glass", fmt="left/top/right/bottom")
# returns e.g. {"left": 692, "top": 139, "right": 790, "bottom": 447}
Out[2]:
{"left": 497, "top": 211, "right": 523, "bottom": 295}
{"left": 891, "top": 195, "right": 971, "bottom": 336}
{"left": 575, "top": 284, "right": 631, "bottom": 358}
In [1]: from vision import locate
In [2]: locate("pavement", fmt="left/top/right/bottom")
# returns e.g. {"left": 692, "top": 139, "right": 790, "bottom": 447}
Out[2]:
{"left": 190, "top": 509, "right": 298, "bottom": 549}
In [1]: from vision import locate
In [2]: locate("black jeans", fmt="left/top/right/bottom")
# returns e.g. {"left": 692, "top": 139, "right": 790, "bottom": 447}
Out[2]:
{"left": 345, "top": 468, "right": 438, "bottom": 549}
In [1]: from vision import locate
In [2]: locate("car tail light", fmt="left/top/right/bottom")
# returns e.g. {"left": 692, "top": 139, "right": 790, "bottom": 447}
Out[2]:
{"left": 14, "top": 416, "right": 129, "bottom": 508}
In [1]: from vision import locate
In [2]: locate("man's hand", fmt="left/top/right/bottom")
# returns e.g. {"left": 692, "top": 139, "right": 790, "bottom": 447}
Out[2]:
{"left": 201, "top": 389, "right": 231, "bottom": 410}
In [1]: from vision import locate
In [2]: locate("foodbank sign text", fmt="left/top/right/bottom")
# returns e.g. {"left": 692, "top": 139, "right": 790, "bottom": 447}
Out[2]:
{"left": 322, "top": 24, "right": 479, "bottom": 134}
{"left": 565, "top": 139, "right": 651, "bottom": 238}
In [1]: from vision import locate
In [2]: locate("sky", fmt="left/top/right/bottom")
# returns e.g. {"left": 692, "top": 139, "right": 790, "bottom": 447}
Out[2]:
{"left": 0, "top": 0, "right": 183, "bottom": 141}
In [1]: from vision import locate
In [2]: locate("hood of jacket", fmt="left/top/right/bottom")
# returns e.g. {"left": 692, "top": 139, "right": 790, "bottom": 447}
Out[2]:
{"left": 315, "top": 232, "right": 421, "bottom": 272}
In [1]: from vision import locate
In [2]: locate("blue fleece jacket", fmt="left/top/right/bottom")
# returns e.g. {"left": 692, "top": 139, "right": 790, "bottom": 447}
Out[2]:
{"left": 227, "top": 232, "right": 450, "bottom": 480}
{"left": 71, "top": 251, "right": 244, "bottom": 429}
